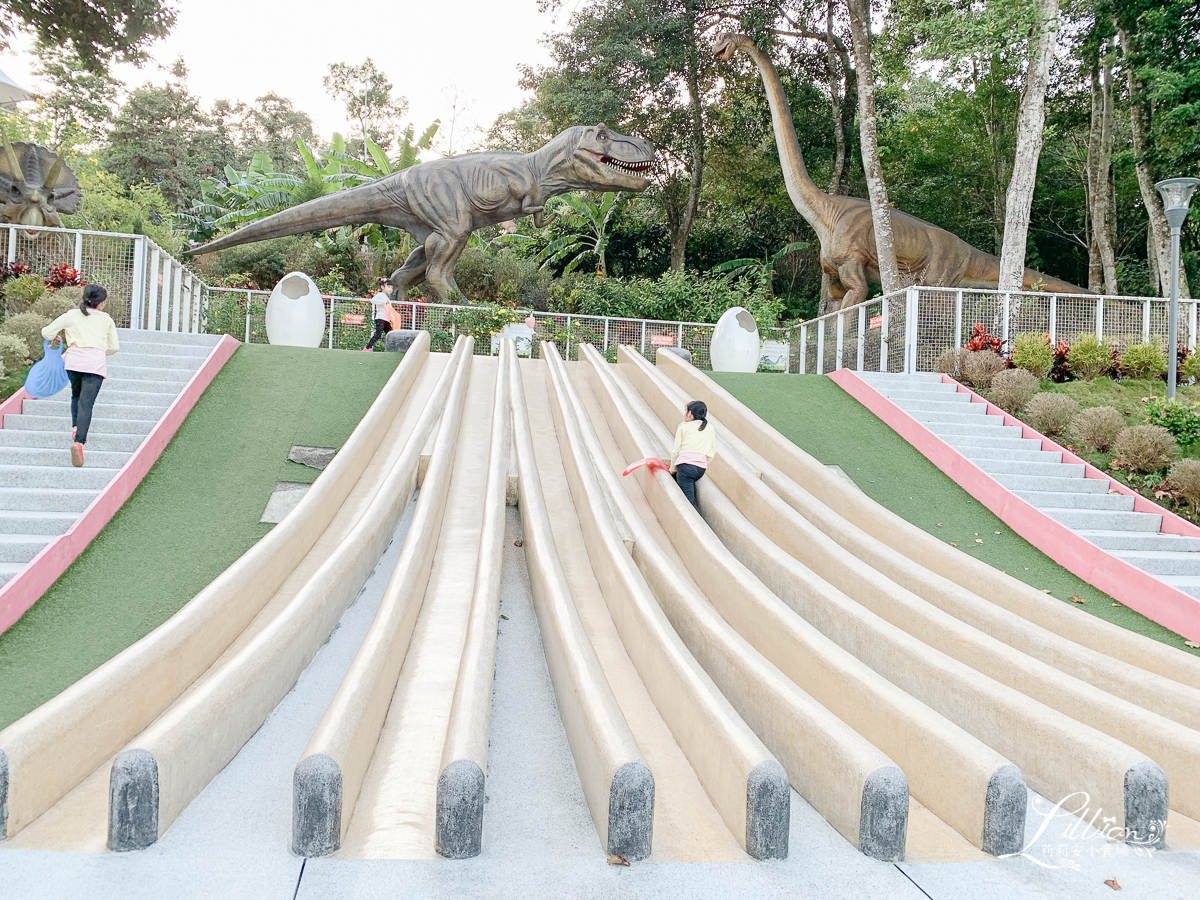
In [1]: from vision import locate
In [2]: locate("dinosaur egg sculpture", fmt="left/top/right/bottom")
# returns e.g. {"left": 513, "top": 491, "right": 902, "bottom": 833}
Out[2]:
{"left": 266, "top": 272, "right": 326, "bottom": 348}
{"left": 709, "top": 306, "right": 760, "bottom": 373}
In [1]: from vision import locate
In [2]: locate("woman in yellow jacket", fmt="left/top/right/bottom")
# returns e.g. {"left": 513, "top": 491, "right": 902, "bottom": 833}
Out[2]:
{"left": 41, "top": 284, "right": 119, "bottom": 467}
{"left": 669, "top": 400, "right": 715, "bottom": 510}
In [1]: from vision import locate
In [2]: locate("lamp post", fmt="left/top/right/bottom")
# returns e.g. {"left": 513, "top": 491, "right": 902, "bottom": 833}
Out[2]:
{"left": 1155, "top": 177, "right": 1200, "bottom": 399}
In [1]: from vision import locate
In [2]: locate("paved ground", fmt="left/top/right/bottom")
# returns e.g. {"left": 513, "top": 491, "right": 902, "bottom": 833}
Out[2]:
{"left": 4, "top": 506, "right": 1197, "bottom": 899}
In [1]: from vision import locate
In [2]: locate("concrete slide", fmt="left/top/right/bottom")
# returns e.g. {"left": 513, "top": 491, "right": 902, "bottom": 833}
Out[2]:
{"left": 3, "top": 337, "right": 1197, "bottom": 867}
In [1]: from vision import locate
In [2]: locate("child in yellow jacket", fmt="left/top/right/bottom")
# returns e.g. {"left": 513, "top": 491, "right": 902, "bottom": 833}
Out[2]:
{"left": 669, "top": 400, "right": 715, "bottom": 510}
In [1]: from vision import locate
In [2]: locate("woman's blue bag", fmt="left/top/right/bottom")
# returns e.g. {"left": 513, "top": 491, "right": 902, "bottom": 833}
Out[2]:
{"left": 24, "top": 341, "right": 70, "bottom": 398}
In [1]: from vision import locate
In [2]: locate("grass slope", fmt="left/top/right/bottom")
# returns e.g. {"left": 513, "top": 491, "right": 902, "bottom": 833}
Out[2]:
{"left": 0, "top": 344, "right": 400, "bottom": 729}
{"left": 710, "top": 372, "right": 1200, "bottom": 658}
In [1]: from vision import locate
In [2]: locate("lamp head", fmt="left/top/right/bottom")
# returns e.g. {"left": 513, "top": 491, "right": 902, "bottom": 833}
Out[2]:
{"left": 1156, "top": 177, "right": 1200, "bottom": 230}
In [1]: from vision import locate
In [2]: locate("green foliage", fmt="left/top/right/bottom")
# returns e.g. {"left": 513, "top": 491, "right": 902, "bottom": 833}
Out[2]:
{"left": 34, "top": 287, "right": 80, "bottom": 320}
{"left": 0, "top": 0, "right": 176, "bottom": 74}
{"left": 1183, "top": 351, "right": 1200, "bottom": 384}
{"left": 535, "top": 193, "right": 619, "bottom": 276}
{"left": 1011, "top": 332, "right": 1054, "bottom": 378}
{"left": 1067, "top": 333, "right": 1113, "bottom": 381}
{"left": 178, "top": 150, "right": 304, "bottom": 243}
{"left": 2, "top": 275, "right": 47, "bottom": 315}
{"left": 208, "top": 236, "right": 305, "bottom": 291}
{"left": 1121, "top": 342, "right": 1169, "bottom": 379}
{"left": 1, "top": 312, "right": 50, "bottom": 363}
{"left": 323, "top": 59, "right": 408, "bottom": 149}
{"left": 0, "top": 333, "right": 31, "bottom": 372}
{"left": 1141, "top": 396, "right": 1200, "bottom": 445}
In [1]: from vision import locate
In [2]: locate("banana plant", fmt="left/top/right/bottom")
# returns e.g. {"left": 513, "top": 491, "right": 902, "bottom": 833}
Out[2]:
{"left": 537, "top": 192, "right": 620, "bottom": 276}
{"left": 177, "top": 150, "right": 304, "bottom": 242}
{"left": 713, "top": 241, "right": 810, "bottom": 292}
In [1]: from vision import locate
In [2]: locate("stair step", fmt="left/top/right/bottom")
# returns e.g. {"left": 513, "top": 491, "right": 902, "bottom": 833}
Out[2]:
{"left": 882, "top": 387, "right": 967, "bottom": 401}
{"left": 35, "top": 387, "right": 179, "bottom": 408}
{"left": 0, "top": 533, "right": 53, "bottom": 563}
{"left": 926, "top": 421, "right": 1023, "bottom": 437}
{"left": 0, "top": 487, "right": 98, "bottom": 512}
{"left": 4, "top": 414, "right": 153, "bottom": 436}
{"left": 22, "top": 399, "right": 170, "bottom": 421}
{"left": 0, "top": 465, "right": 119, "bottom": 489}
{"left": 117, "top": 327, "right": 221, "bottom": 346}
{"left": 98, "top": 365, "right": 191, "bottom": 384}
{"left": 905, "top": 409, "right": 1006, "bottom": 426}
{"left": 0, "top": 563, "right": 24, "bottom": 587}
{"left": 992, "top": 473, "right": 1111, "bottom": 494}
{"left": 1116, "top": 550, "right": 1200, "bottom": 576}
{"left": 1043, "top": 508, "right": 1163, "bottom": 532}
{"left": 0, "top": 446, "right": 132, "bottom": 468}
{"left": 105, "top": 352, "right": 205, "bottom": 371}
{"left": 975, "top": 459, "right": 1084, "bottom": 477}
{"left": 0, "top": 429, "right": 144, "bottom": 452}
{"left": 1078, "top": 530, "right": 1200, "bottom": 552}
{"left": 859, "top": 372, "right": 945, "bottom": 384}
{"left": 1157, "top": 576, "right": 1200, "bottom": 599}
{"left": 0, "top": 509, "right": 77, "bottom": 535}
{"left": 893, "top": 397, "right": 989, "bottom": 415}
{"left": 1015, "top": 490, "right": 1136, "bottom": 511}
{"left": 960, "top": 446, "right": 1063, "bottom": 463}
{"left": 944, "top": 435, "right": 1043, "bottom": 451}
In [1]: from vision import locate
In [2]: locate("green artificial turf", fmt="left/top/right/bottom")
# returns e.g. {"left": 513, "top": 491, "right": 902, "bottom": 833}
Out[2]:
{"left": 710, "top": 372, "right": 1200, "bottom": 658}
{"left": 0, "top": 343, "right": 400, "bottom": 729}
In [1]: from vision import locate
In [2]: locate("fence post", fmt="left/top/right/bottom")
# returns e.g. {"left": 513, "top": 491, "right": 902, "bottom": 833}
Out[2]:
{"left": 181, "top": 273, "right": 193, "bottom": 333}
{"left": 147, "top": 246, "right": 161, "bottom": 330}
{"left": 857, "top": 306, "right": 866, "bottom": 371}
{"left": 245, "top": 290, "right": 252, "bottom": 343}
{"left": 130, "top": 235, "right": 148, "bottom": 330}
{"left": 799, "top": 323, "right": 807, "bottom": 374}
{"left": 6, "top": 225, "right": 14, "bottom": 263}
{"left": 1191, "top": 301, "right": 1198, "bottom": 353}
{"left": 1002, "top": 290, "right": 1011, "bottom": 346}
{"left": 1142, "top": 298, "right": 1152, "bottom": 344}
{"left": 954, "top": 289, "right": 963, "bottom": 349}
{"left": 816, "top": 319, "right": 825, "bottom": 376}
{"left": 603, "top": 317, "right": 610, "bottom": 352}
{"left": 73, "top": 232, "right": 83, "bottom": 271}
{"left": 640, "top": 321, "right": 646, "bottom": 356}
{"left": 160, "top": 257, "right": 173, "bottom": 330}
{"left": 1049, "top": 294, "right": 1057, "bottom": 344}
{"left": 328, "top": 297, "right": 335, "bottom": 349}
{"left": 880, "top": 296, "right": 890, "bottom": 372}
{"left": 171, "top": 266, "right": 183, "bottom": 332}
{"left": 835, "top": 311, "right": 844, "bottom": 370}
{"left": 566, "top": 314, "right": 572, "bottom": 360}
{"left": 904, "top": 287, "right": 918, "bottom": 374}
{"left": 1096, "top": 295, "right": 1105, "bottom": 341}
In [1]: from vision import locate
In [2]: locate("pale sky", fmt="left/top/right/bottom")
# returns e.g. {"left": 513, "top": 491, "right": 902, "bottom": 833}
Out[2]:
{"left": 2, "top": 0, "right": 565, "bottom": 154}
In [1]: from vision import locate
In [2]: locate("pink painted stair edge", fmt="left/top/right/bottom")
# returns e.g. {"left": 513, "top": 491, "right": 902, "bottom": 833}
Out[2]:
{"left": 0, "top": 387, "right": 27, "bottom": 422}
{"left": 828, "top": 367, "right": 1200, "bottom": 642}
{"left": 0, "top": 335, "right": 240, "bottom": 635}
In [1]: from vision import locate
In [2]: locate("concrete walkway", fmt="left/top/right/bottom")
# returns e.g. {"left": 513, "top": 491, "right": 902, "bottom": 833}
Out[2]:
{"left": 860, "top": 371, "right": 1200, "bottom": 599}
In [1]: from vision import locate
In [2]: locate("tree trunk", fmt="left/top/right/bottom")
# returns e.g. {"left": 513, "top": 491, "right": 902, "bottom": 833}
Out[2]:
{"left": 998, "top": 0, "right": 1059, "bottom": 291}
{"left": 846, "top": 0, "right": 902, "bottom": 294}
{"left": 1085, "top": 66, "right": 1102, "bottom": 292}
{"left": 821, "top": 0, "right": 847, "bottom": 314}
{"left": 1086, "top": 52, "right": 1119, "bottom": 294}
{"left": 1117, "top": 26, "right": 1189, "bottom": 299}
{"left": 669, "top": 40, "right": 705, "bottom": 272}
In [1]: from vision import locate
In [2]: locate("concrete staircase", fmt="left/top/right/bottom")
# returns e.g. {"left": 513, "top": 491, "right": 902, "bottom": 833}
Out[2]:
{"left": 860, "top": 371, "right": 1200, "bottom": 600}
{"left": 0, "top": 328, "right": 222, "bottom": 586}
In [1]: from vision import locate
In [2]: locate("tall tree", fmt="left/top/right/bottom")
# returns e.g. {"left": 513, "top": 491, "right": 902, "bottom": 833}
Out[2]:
{"left": 845, "top": 0, "right": 902, "bottom": 293}
{"left": 28, "top": 40, "right": 120, "bottom": 147}
{"left": 211, "top": 93, "right": 316, "bottom": 174}
{"left": 323, "top": 59, "right": 408, "bottom": 152}
{"left": 997, "top": 0, "right": 1060, "bottom": 291}
{"left": 0, "top": 0, "right": 174, "bottom": 73}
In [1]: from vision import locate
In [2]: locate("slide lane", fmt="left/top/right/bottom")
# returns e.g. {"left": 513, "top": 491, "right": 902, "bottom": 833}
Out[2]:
{"left": 0, "top": 334, "right": 445, "bottom": 851}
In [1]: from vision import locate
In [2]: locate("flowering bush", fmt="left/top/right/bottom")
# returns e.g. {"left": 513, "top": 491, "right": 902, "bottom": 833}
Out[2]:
{"left": 0, "top": 261, "right": 30, "bottom": 284}
{"left": 45, "top": 263, "right": 85, "bottom": 290}
{"left": 1142, "top": 396, "right": 1200, "bottom": 445}
{"left": 963, "top": 323, "right": 1004, "bottom": 353}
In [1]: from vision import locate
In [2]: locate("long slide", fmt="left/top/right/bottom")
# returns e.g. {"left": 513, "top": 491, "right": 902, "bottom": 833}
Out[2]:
{"left": 3, "top": 336, "right": 1199, "bottom": 871}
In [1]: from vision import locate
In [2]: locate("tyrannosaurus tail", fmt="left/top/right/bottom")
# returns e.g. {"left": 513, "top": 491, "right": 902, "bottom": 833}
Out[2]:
{"left": 190, "top": 181, "right": 394, "bottom": 256}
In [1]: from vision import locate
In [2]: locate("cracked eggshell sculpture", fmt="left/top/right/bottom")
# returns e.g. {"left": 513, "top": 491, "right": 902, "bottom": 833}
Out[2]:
{"left": 709, "top": 306, "right": 760, "bottom": 373}
{"left": 266, "top": 272, "right": 326, "bottom": 348}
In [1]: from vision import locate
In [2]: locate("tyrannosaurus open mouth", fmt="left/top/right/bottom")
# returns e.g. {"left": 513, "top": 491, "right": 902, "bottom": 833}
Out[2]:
{"left": 586, "top": 151, "right": 653, "bottom": 175}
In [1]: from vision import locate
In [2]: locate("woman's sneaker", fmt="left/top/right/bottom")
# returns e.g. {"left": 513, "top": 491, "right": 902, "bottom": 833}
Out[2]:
{"left": 71, "top": 442, "right": 84, "bottom": 467}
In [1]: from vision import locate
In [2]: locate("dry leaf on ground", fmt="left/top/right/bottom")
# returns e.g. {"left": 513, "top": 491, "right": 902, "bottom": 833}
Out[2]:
{"left": 950, "top": 541, "right": 958, "bottom": 547}
{"left": 1070, "top": 595, "right": 1086, "bottom": 604}
{"left": 514, "top": 539, "right": 523, "bottom": 547}
{"left": 1186, "top": 640, "right": 1200, "bottom": 649}
{"left": 1104, "top": 878, "right": 1121, "bottom": 890}
{"left": 608, "top": 855, "right": 630, "bottom": 866}
{"left": 975, "top": 539, "right": 984, "bottom": 544}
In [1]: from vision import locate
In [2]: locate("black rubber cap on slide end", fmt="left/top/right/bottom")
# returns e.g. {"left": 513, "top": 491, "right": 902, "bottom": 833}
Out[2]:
{"left": 108, "top": 749, "right": 159, "bottom": 852}
{"left": 746, "top": 760, "right": 790, "bottom": 860}
{"left": 436, "top": 759, "right": 486, "bottom": 859}
{"left": 982, "top": 764, "right": 1028, "bottom": 857}
{"left": 859, "top": 765, "right": 908, "bottom": 862}
{"left": 293, "top": 753, "right": 343, "bottom": 857}
{"left": 608, "top": 761, "right": 654, "bottom": 861}
{"left": 1124, "top": 760, "right": 1168, "bottom": 850}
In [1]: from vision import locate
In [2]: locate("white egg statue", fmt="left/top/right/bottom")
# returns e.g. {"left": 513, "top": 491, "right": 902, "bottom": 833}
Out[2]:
{"left": 709, "top": 306, "right": 760, "bottom": 373}
{"left": 266, "top": 271, "right": 326, "bottom": 348}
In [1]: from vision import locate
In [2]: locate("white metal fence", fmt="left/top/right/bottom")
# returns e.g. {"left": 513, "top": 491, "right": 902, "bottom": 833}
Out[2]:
{"left": 795, "top": 286, "right": 1196, "bottom": 375}
{"left": 4, "top": 224, "right": 208, "bottom": 334}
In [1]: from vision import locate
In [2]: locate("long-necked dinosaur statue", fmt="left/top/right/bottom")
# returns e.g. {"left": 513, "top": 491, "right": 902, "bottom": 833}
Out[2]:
{"left": 193, "top": 125, "right": 655, "bottom": 304}
{"left": 0, "top": 132, "right": 81, "bottom": 232}
{"left": 713, "top": 33, "right": 1083, "bottom": 309}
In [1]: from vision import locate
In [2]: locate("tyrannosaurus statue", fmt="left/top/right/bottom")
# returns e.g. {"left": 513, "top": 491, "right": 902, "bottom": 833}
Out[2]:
{"left": 193, "top": 124, "right": 655, "bottom": 304}
{"left": 0, "top": 132, "right": 81, "bottom": 232}
{"left": 713, "top": 33, "right": 1084, "bottom": 309}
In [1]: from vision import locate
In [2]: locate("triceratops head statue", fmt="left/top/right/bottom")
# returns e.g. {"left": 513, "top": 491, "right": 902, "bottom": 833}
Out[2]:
{"left": 0, "top": 131, "right": 81, "bottom": 233}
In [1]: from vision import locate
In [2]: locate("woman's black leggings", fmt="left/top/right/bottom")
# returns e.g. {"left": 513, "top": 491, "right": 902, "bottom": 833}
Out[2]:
{"left": 67, "top": 371, "right": 104, "bottom": 444}
{"left": 673, "top": 463, "right": 706, "bottom": 510}
{"left": 365, "top": 318, "right": 392, "bottom": 350}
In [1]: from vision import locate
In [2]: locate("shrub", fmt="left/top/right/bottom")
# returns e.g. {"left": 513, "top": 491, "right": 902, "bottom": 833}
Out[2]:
{"left": 1011, "top": 332, "right": 1053, "bottom": 378}
{"left": 34, "top": 286, "right": 80, "bottom": 320}
{"left": 1142, "top": 396, "right": 1200, "bottom": 445}
{"left": 1067, "top": 333, "right": 1113, "bottom": 380}
{"left": 1068, "top": 406, "right": 1125, "bottom": 452}
{"left": 1167, "top": 459, "right": 1200, "bottom": 510}
{"left": 963, "top": 323, "right": 1004, "bottom": 353}
{"left": 1023, "top": 392, "right": 1079, "bottom": 436}
{"left": 935, "top": 346, "right": 964, "bottom": 377}
{"left": 1, "top": 312, "right": 51, "bottom": 362}
{"left": 1121, "top": 341, "right": 1168, "bottom": 379}
{"left": 989, "top": 368, "right": 1039, "bottom": 414}
{"left": 44, "top": 263, "right": 84, "bottom": 290}
{"left": 2, "top": 274, "right": 47, "bottom": 314}
{"left": 960, "top": 350, "right": 1007, "bottom": 390}
{"left": 1181, "top": 351, "right": 1200, "bottom": 384}
{"left": 1113, "top": 425, "right": 1178, "bottom": 474}
{"left": 0, "top": 332, "right": 30, "bottom": 372}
